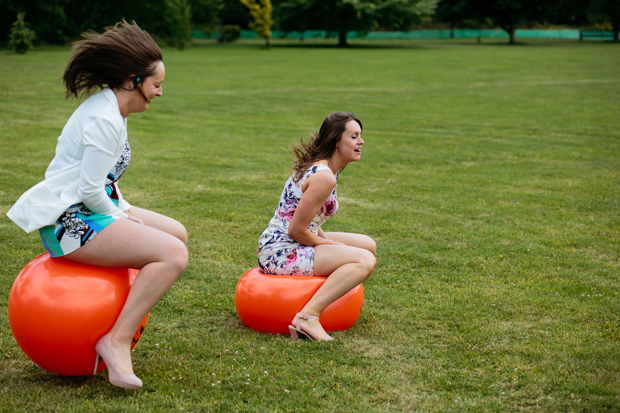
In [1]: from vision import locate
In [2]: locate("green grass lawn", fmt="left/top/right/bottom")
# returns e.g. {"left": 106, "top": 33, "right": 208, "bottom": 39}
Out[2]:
{"left": 0, "top": 37, "right": 619, "bottom": 412}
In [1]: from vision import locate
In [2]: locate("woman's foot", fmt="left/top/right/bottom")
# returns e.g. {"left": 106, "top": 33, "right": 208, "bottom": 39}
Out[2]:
{"left": 102, "top": 334, "right": 134, "bottom": 374}
{"left": 95, "top": 335, "right": 142, "bottom": 389}
{"left": 290, "top": 313, "right": 333, "bottom": 341}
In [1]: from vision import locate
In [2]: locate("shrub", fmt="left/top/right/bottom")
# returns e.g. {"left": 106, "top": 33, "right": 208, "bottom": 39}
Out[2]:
{"left": 219, "top": 25, "right": 241, "bottom": 43}
{"left": 9, "top": 13, "right": 35, "bottom": 54}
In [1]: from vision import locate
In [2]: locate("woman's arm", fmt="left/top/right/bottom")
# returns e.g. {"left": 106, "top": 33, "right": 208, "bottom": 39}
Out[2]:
{"left": 317, "top": 227, "right": 345, "bottom": 246}
{"left": 288, "top": 171, "right": 339, "bottom": 247}
{"left": 124, "top": 208, "right": 144, "bottom": 225}
{"left": 317, "top": 227, "right": 328, "bottom": 239}
{"left": 77, "top": 118, "right": 128, "bottom": 219}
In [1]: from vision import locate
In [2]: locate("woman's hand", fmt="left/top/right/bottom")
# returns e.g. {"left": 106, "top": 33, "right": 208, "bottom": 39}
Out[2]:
{"left": 125, "top": 211, "right": 144, "bottom": 225}
{"left": 327, "top": 240, "right": 345, "bottom": 246}
{"left": 317, "top": 228, "right": 345, "bottom": 246}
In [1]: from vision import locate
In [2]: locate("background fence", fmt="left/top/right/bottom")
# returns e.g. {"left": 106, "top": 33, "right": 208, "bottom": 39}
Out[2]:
{"left": 193, "top": 29, "right": 588, "bottom": 41}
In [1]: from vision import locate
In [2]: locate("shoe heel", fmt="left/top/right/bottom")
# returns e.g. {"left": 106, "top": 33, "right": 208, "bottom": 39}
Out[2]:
{"left": 95, "top": 336, "right": 143, "bottom": 389}
{"left": 93, "top": 353, "right": 101, "bottom": 374}
{"left": 289, "top": 313, "right": 331, "bottom": 341}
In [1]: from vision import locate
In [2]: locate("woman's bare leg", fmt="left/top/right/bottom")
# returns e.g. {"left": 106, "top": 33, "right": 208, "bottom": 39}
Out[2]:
{"left": 64, "top": 217, "right": 188, "bottom": 375}
{"left": 293, "top": 241, "right": 376, "bottom": 340}
{"left": 128, "top": 206, "right": 188, "bottom": 245}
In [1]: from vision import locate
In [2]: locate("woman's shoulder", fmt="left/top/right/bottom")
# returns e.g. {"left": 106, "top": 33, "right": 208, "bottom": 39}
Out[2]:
{"left": 75, "top": 89, "right": 123, "bottom": 122}
{"left": 303, "top": 163, "right": 333, "bottom": 178}
{"left": 69, "top": 89, "right": 124, "bottom": 131}
{"left": 303, "top": 164, "right": 336, "bottom": 186}
{"left": 310, "top": 163, "right": 331, "bottom": 172}
{"left": 61, "top": 89, "right": 125, "bottom": 145}
{"left": 294, "top": 164, "right": 330, "bottom": 184}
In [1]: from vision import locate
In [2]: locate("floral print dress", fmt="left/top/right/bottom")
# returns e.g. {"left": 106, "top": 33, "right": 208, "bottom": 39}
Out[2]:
{"left": 38, "top": 137, "right": 131, "bottom": 257}
{"left": 257, "top": 164, "right": 338, "bottom": 275}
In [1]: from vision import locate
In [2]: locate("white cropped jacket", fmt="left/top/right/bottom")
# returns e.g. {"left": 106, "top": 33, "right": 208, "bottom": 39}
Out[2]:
{"left": 8, "top": 88, "right": 132, "bottom": 233}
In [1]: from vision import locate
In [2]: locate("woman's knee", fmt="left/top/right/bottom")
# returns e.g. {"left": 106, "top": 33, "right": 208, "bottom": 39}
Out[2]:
{"left": 364, "top": 236, "right": 377, "bottom": 256}
{"left": 358, "top": 249, "right": 376, "bottom": 278}
{"left": 355, "top": 234, "right": 377, "bottom": 255}
{"left": 163, "top": 237, "right": 189, "bottom": 275}
{"left": 177, "top": 223, "right": 188, "bottom": 246}
{"left": 168, "top": 220, "right": 188, "bottom": 245}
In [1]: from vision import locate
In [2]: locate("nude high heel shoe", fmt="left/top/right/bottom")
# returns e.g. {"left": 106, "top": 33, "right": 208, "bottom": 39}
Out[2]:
{"left": 94, "top": 336, "right": 142, "bottom": 389}
{"left": 288, "top": 313, "right": 333, "bottom": 341}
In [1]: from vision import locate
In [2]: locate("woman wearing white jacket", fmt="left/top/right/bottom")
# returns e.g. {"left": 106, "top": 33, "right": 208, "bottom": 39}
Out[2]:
{"left": 7, "top": 21, "right": 187, "bottom": 389}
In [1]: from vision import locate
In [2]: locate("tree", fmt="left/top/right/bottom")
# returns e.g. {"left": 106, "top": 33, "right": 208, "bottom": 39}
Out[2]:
{"left": 435, "top": 0, "right": 474, "bottom": 37}
{"left": 1, "top": 0, "right": 69, "bottom": 44}
{"left": 189, "top": 0, "right": 222, "bottom": 36}
{"left": 0, "top": 0, "right": 224, "bottom": 45}
{"left": 274, "top": 0, "right": 438, "bottom": 47}
{"left": 436, "top": 0, "right": 558, "bottom": 44}
{"left": 166, "top": 0, "right": 193, "bottom": 49}
{"left": 8, "top": 12, "right": 35, "bottom": 54}
{"left": 547, "top": 0, "right": 590, "bottom": 27}
{"left": 219, "top": 0, "right": 252, "bottom": 28}
{"left": 0, "top": 0, "right": 168, "bottom": 44}
{"left": 239, "top": 0, "right": 273, "bottom": 47}
{"left": 480, "top": 0, "right": 552, "bottom": 44}
{"left": 589, "top": 0, "right": 620, "bottom": 41}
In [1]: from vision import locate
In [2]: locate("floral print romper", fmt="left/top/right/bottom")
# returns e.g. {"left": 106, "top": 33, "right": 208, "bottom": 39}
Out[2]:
{"left": 257, "top": 164, "right": 338, "bottom": 275}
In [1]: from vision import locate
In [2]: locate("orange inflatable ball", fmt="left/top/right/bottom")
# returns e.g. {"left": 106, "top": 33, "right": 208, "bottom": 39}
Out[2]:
{"left": 8, "top": 253, "right": 149, "bottom": 376}
{"left": 235, "top": 267, "right": 364, "bottom": 335}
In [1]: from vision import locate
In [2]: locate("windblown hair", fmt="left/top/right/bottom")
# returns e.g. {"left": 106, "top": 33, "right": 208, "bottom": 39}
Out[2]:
{"left": 290, "top": 112, "right": 362, "bottom": 183}
{"left": 62, "top": 20, "right": 162, "bottom": 101}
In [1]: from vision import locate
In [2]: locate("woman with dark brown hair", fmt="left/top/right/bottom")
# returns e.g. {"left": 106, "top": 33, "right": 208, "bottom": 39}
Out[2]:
{"left": 257, "top": 112, "right": 376, "bottom": 341}
{"left": 7, "top": 21, "right": 187, "bottom": 389}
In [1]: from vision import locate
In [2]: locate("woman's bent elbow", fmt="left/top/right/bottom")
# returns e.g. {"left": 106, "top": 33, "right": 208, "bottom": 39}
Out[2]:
{"left": 287, "top": 228, "right": 303, "bottom": 244}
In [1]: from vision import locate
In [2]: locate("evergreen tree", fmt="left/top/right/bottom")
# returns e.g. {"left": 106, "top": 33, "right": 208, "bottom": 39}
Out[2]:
{"left": 8, "top": 13, "right": 35, "bottom": 54}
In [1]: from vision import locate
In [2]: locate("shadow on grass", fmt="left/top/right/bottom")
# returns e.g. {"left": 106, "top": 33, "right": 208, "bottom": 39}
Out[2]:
{"left": 20, "top": 368, "right": 138, "bottom": 395}
{"left": 22, "top": 369, "right": 94, "bottom": 387}
{"left": 271, "top": 42, "right": 428, "bottom": 50}
{"left": 454, "top": 39, "right": 618, "bottom": 47}
{"left": 190, "top": 40, "right": 429, "bottom": 50}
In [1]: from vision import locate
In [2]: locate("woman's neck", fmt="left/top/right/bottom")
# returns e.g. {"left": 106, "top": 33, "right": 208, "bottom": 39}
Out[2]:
{"left": 111, "top": 86, "right": 136, "bottom": 118}
{"left": 322, "top": 156, "right": 346, "bottom": 175}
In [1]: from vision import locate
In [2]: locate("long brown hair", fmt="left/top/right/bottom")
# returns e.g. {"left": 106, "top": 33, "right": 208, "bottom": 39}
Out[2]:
{"left": 62, "top": 20, "right": 162, "bottom": 101}
{"left": 290, "top": 112, "right": 362, "bottom": 183}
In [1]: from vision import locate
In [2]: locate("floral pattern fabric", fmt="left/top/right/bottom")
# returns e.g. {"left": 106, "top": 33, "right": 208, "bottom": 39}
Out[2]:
{"left": 39, "top": 137, "right": 131, "bottom": 257}
{"left": 257, "top": 164, "right": 338, "bottom": 275}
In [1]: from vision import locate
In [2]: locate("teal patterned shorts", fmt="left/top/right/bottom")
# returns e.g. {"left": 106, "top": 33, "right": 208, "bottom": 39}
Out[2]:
{"left": 39, "top": 194, "right": 119, "bottom": 257}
